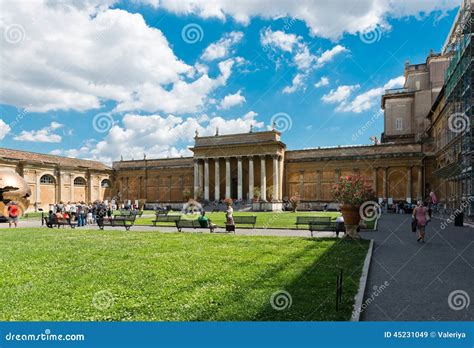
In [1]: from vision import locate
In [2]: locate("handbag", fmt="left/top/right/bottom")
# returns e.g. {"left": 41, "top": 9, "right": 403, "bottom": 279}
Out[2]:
{"left": 411, "top": 218, "right": 417, "bottom": 232}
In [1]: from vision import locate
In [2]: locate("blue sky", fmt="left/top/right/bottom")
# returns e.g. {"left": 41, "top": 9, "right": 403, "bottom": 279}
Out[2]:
{"left": 0, "top": 0, "right": 460, "bottom": 163}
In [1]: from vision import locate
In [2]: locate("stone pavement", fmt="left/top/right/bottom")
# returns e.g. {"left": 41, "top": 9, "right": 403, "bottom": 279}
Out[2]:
{"left": 359, "top": 213, "right": 474, "bottom": 321}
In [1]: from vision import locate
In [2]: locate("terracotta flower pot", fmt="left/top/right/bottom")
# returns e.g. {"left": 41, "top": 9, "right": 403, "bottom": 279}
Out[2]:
{"left": 340, "top": 204, "right": 361, "bottom": 226}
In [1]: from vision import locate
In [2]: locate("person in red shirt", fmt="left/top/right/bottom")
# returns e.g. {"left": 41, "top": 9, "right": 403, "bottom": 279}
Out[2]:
{"left": 7, "top": 202, "right": 19, "bottom": 228}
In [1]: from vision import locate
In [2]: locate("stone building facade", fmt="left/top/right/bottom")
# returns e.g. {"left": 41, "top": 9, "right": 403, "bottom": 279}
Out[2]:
{"left": 0, "top": 148, "right": 113, "bottom": 211}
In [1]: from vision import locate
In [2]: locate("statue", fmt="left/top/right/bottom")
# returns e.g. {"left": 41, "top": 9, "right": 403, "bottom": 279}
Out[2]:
{"left": 195, "top": 129, "right": 199, "bottom": 138}
{"left": 0, "top": 169, "right": 31, "bottom": 219}
{"left": 249, "top": 124, "right": 253, "bottom": 133}
{"left": 215, "top": 127, "right": 219, "bottom": 136}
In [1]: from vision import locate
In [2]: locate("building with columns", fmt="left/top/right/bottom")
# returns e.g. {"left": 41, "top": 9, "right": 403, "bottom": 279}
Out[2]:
{"left": 0, "top": 148, "right": 113, "bottom": 211}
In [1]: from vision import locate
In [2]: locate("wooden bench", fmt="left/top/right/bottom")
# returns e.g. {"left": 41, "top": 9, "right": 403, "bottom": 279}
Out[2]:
{"left": 308, "top": 217, "right": 336, "bottom": 236}
{"left": 152, "top": 214, "right": 181, "bottom": 226}
{"left": 97, "top": 214, "right": 136, "bottom": 231}
{"left": 295, "top": 216, "right": 333, "bottom": 229}
{"left": 175, "top": 219, "right": 215, "bottom": 233}
{"left": 233, "top": 215, "right": 257, "bottom": 228}
{"left": 43, "top": 216, "right": 77, "bottom": 229}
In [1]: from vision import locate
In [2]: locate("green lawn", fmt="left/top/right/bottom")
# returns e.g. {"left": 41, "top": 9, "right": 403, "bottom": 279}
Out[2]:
{"left": 136, "top": 211, "right": 341, "bottom": 228}
{"left": 0, "top": 228, "right": 369, "bottom": 321}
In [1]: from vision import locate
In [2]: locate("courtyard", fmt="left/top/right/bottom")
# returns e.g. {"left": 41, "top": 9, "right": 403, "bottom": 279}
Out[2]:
{"left": 0, "top": 227, "right": 369, "bottom": 321}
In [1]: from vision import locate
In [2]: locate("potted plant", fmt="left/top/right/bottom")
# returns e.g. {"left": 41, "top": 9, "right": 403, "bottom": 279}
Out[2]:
{"left": 266, "top": 185, "right": 274, "bottom": 202}
{"left": 332, "top": 175, "right": 374, "bottom": 239}
{"left": 252, "top": 187, "right": 261, "bottom": 202}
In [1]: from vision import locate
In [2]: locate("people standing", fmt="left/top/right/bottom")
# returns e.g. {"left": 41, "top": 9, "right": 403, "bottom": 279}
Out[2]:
{"left": 412, "top": 200, "right": 429, "bottom": 243}
{"left": 225, "top": 199, "right": 235, "bottom": 232}
{"left": 7, "top": 201, "right": 19, "bottom": 228}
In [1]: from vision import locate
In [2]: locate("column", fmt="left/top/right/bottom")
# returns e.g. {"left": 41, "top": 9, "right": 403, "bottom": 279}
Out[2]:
{"left": 248, "top": 157, "right": 254, "bottom": 201}
{"left": 260, "top": 156, "right": 267, "bottom": 201}
{"left": 407, "top": 166, "right": 412, "bottom": 201}
{"left": 383, "top": 167, "right": 388, "bottom": 199}
{"left": 214, "top": 158, "right": 220, "bottom": 201}
{"left": 273, "top": 155, "right": 279, "bottom": 201}
{"left": 417, "top": 166, "right": 423, "bottom": 199}
{"left": 35, "top": 172, "right": 41, "bottom": 209}
{"left": 193, "top": 160, "right": 199, "bottom": 199}
{"left": 316, "top": 170, "right": 322, "bottom": 200}
{"left": 204, "top": 159, "right": 209, "bottom": 200}
{"left": 237, "top": 157, "right": 243, "bottom": 200}
{"left": 372, "top": 167, "right": 378, "bottom": 198}
{"left": 225, "top": 158, "right": 231, "bottom": 198}
{"left": 69, "top": 173, "right": 74, "bottom": 202}
{"left": 299, "top": 170, "right": 304, "bottom": 199}
{"left": 199, "top": 161, "right": 204, "bottom": 195}
{"left": 279, "top": 156, "right": 284, "bottom": 200}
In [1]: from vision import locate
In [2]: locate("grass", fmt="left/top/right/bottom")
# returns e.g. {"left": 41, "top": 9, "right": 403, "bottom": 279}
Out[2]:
{"left": 136, "top": 211, "right": 341, "bottom": 228}
{"left": 0, "top": 228, "right": 370, "bottom": 321}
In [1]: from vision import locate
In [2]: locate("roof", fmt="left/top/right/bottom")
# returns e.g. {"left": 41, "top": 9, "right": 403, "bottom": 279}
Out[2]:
{"left": 0, "top": 147, "right": 111, "bottom": 171}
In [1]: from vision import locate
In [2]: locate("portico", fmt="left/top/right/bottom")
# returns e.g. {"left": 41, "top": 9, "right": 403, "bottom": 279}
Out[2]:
{"left": 190, "top": 130, "right": 285, "bottom": 205}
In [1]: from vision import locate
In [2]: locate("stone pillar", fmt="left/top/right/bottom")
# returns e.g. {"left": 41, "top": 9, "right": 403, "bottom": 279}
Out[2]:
{"left": 237, "top": 157, "right": 243, "bottom": 200}
{"left": 204, "top": 159, "right": 209, "bottom": 200}
{"left": 273, "top": 155, "right": 279, "bottom": 201}
{"left": 417, "top": 166, "right": 423, "bottom": 200}
{"left": 407, "top": 166, "right": 412, "bottom": 201}
{"left": 35, "top": 171, "right": 41, "bottom": 208}
{"left": 279, "top": 155, "right": 284, "bottom": 200}
{"left": 214, "top": 158, "right": 220, "bottom": 201}
{"left": 316, "top": 170, "right": 322, "bottom": 200}
{"left": 299, "top": 170, "right": 304, "bottom": 200}
{"left": 373, "top": 167, "right": 378, "bottom": 197}
{"left": 225, "top": 158, "right": 231, "bottom": 198}
{"left": 248, "top": 156, "right": 254, "bottom": 201}
{"left": 69, "top": 173, "right": 74, "bottom": 202}
{"left": 260, "top": 155, "right": 267, "bottom": 201}
{"left": 168, "top": 175, "right": 172, "bottom": 202}
{"left": 199, "top": 161, "right": 204, "bottom": 195}
{"left": 383, "top": 167, "right": 388, "bottom": 199}
{"left": 193, "top": 160, "right": 199, "bottom": 199}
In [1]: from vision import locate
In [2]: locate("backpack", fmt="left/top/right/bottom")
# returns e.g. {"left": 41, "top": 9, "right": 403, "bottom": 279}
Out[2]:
{"left": 8, "top": 205, "right": 18, "bottom": 217}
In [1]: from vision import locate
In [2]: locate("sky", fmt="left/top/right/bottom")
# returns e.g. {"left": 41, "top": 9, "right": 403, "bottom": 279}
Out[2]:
{"left": 0, "top": 0, "right": 460, "bottom": 164}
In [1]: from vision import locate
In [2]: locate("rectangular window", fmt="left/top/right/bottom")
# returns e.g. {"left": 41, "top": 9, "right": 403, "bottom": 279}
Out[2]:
{"left": 396, "top": 118, "right": 403, "bottom": 131}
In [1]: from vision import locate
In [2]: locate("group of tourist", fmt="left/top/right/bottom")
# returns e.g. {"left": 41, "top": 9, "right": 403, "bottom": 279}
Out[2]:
{"left": 47, "top": 201, "right": 114, "bottom": 227}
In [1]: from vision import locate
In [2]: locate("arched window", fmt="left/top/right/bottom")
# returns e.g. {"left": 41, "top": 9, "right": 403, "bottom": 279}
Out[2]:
{"left": 74, "top": 177, "right": 86, "bottom": 186}
{"left": 101, "top": 179, "right": 111, "bottom": 188}
{"left": 40, "top": 174, "right": 55, "bottom": 184}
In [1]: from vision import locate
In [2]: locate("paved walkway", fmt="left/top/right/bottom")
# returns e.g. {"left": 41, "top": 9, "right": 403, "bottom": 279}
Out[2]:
{"left": 359, "top": 214, "right": 474, "bottom": 321}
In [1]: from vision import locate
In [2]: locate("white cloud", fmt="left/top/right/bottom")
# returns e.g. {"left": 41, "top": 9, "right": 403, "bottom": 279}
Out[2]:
{"left": 0, "top": 1, "right": 236, "bottom": 114}
{"left": 314, "top": 76, "right": 329, "bottom": 88}
{"left": 283, "top": 73, "right": 305, "bottom": 94}
{"left": 52, "top": 111, "right": 264, "bottom": 164}
{"left": 316, "top": 45, "right": 348, "bottom": 67}
{"left": 13, "top": 122, "right": 64, "bottom": 143}
{"left": 201, "top": 31, "right": 243, "bottom": 61}
{"left": 0, "top": 119, "right": 11, "bottom": 140}
{"left": 261, "top": 28, "right": 347, "bottom": 94}
{"left": 322, "top": 85, "right": 360, "bottom": 104}
{"left": 217, "top": 90, "right": 246, "bottom": 109}
{"left": 260, "top": 28, "right": 299, "bottom": 52}
{"left": 145, "top": 0, "right": 458, "bottom": 40}
{"left": 336, "top": 76, "right": 404, "bottom": 112}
